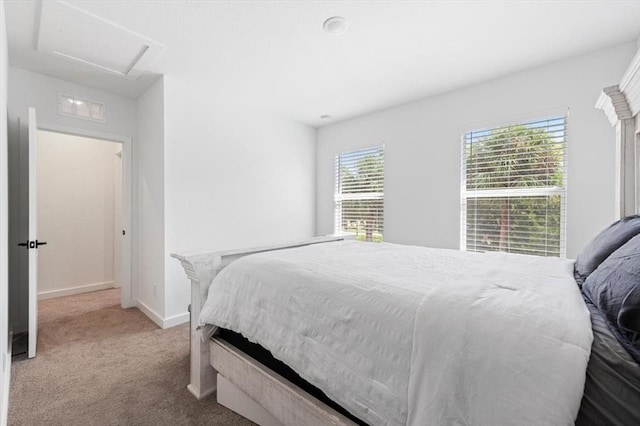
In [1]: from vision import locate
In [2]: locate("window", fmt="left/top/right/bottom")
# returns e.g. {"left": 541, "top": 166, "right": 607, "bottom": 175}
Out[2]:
{"left": 335, "top": 146, "right": 384, "bottom": 242}
{"left": 461, "top": 116, "right": 567, "bottom": 257}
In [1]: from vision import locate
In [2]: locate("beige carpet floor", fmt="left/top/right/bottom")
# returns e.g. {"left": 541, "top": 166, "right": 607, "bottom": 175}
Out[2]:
{"left": 8, "top": 289, "right": 253, "bottom": 425}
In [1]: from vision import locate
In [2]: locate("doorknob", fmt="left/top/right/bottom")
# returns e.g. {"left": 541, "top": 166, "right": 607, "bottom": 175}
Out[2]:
{"left": 16, "top": 240, "right": 47, "bottom": 249}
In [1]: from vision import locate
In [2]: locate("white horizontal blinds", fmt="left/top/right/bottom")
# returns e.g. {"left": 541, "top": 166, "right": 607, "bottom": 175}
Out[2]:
{"left": 461, "top": 116, "right": 567, "bottom": 257}
{"left": 335, "top": 146, "right": 384, "bottom": 242}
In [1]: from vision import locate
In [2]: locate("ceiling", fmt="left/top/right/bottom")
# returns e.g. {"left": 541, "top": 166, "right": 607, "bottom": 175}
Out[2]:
{"left": 5, "top": 1, "right": 640, "bottom": 127}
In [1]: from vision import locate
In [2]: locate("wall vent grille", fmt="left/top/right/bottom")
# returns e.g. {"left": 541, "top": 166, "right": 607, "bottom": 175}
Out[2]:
{"left": 58, "top": 93, "right": 107, "bottom": 123}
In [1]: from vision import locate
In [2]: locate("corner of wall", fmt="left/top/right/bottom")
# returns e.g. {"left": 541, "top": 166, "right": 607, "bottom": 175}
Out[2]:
{"left": 313, "top": 126, "right": 320, "bottom": 237}
{"left": 134, "top": 76, "right": 167, "bottom": 324}
{"left": 1, "top": 0, "right": 11, "bottom": 422}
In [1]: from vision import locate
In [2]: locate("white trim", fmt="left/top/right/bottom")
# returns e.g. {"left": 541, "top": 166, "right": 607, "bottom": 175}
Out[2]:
{"left": 163, "top": 311, "right": 189, "bottom": 328}
{"left": 459, "top": 106, "right": 570, "bottom": 134}
{"left": 0, "top": 331, "right": 11, "bottom": 426}
{"left": 135, "top": 300, "right": 164, "bottom": 328}
{"left": 135, "top": 300, "right": 188, "bottom": 329}
{"left": 596, "top": 85, "right": 633, "bottom": 126}
{"left": 36, "top": 122, "right": 134, "bottom": 309}
{"left": 461, "top": 187, "right": 565, "bottom": 198}
{"left": 334, "top": 192, "right": 385, "bottom": 201}
{"left": 27, "top": 108, "right": 37, "bottom": 359}
{"left": 37, "top": 281, "right": 115, "bottom": 301}
{"left": 596, "top": 88, "right": 626, "bottom": 126}
{"left": 619, "top": 49, "right": 640, "bottom": 94}
{"left": 37, "top": 123, "right": 128, "bottom": 145}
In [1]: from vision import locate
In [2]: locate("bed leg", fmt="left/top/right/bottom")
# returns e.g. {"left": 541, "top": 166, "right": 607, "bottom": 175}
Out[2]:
{"left": 187, "top": 280, "right": 217, "bottom": 399}
{"left": 188, "top": 326, "right": 216, "bottom": 399}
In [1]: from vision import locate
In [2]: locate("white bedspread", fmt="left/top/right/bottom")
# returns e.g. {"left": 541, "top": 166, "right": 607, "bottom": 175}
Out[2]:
{"left": 199, "top": 241, "right": 592, "bottom": 426}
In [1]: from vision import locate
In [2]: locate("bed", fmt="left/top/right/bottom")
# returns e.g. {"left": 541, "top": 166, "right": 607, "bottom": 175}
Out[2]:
{"left": 172, "top": 230, "right": 640, "bottom": 426}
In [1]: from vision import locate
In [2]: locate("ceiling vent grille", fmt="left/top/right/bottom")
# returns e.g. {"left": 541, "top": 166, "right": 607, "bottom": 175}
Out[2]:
{"left": 38, "top": 1, "right": 164, "bottom": 80}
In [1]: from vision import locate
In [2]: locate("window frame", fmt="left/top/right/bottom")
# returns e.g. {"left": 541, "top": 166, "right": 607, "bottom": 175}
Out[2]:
{"left": 334, "top": 145, "right": 385, "bottom": 242}
{"left": 460, "top": 115, "right": 568, "bottom": 258}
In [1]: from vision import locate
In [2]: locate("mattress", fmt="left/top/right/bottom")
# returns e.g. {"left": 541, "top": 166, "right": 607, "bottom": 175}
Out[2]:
{"left": 199, "top": 240, "right": 592, "bottom": 426}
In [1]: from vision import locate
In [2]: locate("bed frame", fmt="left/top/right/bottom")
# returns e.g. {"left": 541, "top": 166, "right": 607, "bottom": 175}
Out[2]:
{"left": 172, "top": 49, "right": 640, "bottom": 426}
{"left": 172, "top": 234, "right": 357, "bottom": 426}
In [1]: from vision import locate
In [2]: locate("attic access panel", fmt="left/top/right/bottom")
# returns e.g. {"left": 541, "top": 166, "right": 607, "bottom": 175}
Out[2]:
{"left": 37, "top": 1, "right": 164, "bottom": 80}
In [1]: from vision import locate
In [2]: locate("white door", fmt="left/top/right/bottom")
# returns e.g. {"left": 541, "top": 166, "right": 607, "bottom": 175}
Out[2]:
{"left": 27, "top": 107, "right": 44, "bottom": 358}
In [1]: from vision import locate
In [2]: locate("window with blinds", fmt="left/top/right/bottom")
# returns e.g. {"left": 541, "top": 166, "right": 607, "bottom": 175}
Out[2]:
{"left": 461, "top": 116, "right": 567, "bottom": 257}
{"left": 335, "top": 146, "right": 384, "bottom": 242}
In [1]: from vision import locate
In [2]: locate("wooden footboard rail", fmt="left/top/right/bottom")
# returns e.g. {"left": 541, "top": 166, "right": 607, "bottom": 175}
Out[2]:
{"left": 211, "top": 337, "right": 356, "bottom": 425}
{"left": 171, "top": 234, "right": 354, "bottom": 401}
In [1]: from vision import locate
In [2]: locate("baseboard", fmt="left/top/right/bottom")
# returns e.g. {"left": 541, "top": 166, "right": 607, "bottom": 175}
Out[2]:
{"left": 135, "top": 300, "right": 189, "bottom": 329}
{"left": 38, "top": 281, "right": 115, "bottom": 301}
{"left": 163, "top": 312, "right": 189, "bottom": 328}
{"left": 135, "top": 300, "right": 164, "bottom": 328}
{"left": 1, "top": 331, "right": 12, "bottom": 426}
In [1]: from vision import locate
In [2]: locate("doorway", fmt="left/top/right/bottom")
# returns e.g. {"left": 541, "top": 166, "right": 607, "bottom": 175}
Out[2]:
{"left": 35, "top": 123, "right": 134, "bottom": 315}
{"left": 10, "top": 115, "right": 133, "bottom": 360}
{"left": 36, "top": 130, "right": 124, "bottom": 302}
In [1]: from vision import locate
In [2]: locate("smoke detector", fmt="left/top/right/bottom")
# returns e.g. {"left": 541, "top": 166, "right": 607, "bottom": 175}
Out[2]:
{"left": 323, "top": 17, "right": 348, "bottom": 35}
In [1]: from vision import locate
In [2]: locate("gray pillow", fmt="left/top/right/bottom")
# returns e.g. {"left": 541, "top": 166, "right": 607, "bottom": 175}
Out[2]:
{"left": 575, "top": 215, "right": 640, "bottom": 283}
{"left": 582, "top": 233, "right": 640, "bottom": 357}
{"left": 619, "top": 286, "right": 640, "bottom": 336}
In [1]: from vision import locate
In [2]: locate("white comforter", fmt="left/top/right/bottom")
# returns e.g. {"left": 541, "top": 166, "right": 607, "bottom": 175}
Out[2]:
{"left": 199, "top": 241, "right": 592, "bottom": 426}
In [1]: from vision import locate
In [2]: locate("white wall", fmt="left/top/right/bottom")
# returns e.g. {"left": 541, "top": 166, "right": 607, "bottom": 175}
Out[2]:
{"left": 163, "top": 76, "right": 316, "bottom": 321}
{"left": 317, "top": 42, "right": 638, "bottom": 259}
{"left": 135, "top": 77, "right": 165, "bottom": 321}
{"left": 1, "top": 0, "right": 11, "bottom": 423}
{"left": 8, "top": 68, "right": 137, "bottom": 136}
{"left": 7, "top": 68, "right": 136, "bottom": 332}
{"left": 36, "top": 131, "right": 120, "bottom": 299}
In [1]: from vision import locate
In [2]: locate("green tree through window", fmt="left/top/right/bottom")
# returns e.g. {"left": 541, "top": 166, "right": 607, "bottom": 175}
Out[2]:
{"left": 335, "top": 146, "right": 384, "bottom": 242}
{"left": 462, "top": 117, "right": 566, "bottom": 257}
